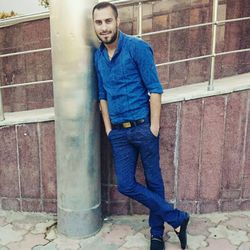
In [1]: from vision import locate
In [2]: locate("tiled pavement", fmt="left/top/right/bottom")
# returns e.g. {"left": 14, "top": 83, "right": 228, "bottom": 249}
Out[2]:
{"left": 1, "top": 210, "right": 250, "bottom": 250}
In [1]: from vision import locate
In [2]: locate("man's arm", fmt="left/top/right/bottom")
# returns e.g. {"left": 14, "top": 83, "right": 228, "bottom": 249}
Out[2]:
{"left": 150, "top": 93, "right": 161, "bottom": 137}
{"left": 100, "top": 99, "right": 112, "bottom": 136}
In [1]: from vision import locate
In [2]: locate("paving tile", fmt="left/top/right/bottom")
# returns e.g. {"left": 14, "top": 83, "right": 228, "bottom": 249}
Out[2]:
{"left": 188, "top": 217, "right": 215, "bottom": 237}
{"left": 164, "top": 242, "right": 181, "bottom": 250}
{"left": 122, "top": 232, "right": 149, "bottom": 249}
{"left": 221, "top": 215, "right": 250, "bottom": 232}
{"left": 208, "top": 225, "right": 249, "bottom": 246}
{"left": 0, "top": 224, "right": 25, "bottom": 245}
{"left": 118, "top": 247, "right": 141, "bottom": 250}
{"left": 198, "top": 238, "right": 236, "bottom": 250}
{"left": 102, "top": 224, "right": 134, "bottom": 245}
{"left": 52, "top": 235, "right": 80, "bottom": 250}
{"left": 6, "top": 233, "right": 48, "bottom": 250}
{"left": 0, "top": 246, "right": 9, "bottom": 250}
{"left": 0, "top": 217, "right": 7, "bottom": 227}
{"left": 168, "top": 231, "right": 208, "bottom": 250}
{"left": 31, "top": 220, "right": 56, "bottom": 235}
{"left": 198, "top": 213, "right": 229, "bottom": 224}
{"left": 238, "top": 241, "right": 250, "bottom": 250}
{"left": 32, "top": 242, "right": 58, "bottom": 250}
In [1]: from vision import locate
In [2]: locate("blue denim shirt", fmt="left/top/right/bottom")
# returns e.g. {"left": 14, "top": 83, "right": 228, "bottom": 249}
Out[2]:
{"left": 94, "top": 31, "right": 163, "bottom": 124}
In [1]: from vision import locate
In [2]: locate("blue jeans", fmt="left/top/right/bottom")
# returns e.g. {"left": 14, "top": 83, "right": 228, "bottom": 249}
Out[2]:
{"left": 108, "top": 120, "right": 187, "bottom": 237}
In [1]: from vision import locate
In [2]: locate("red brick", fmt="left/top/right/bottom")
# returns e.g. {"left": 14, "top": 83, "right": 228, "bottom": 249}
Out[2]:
{"left": 176, "top": 201, "right": 197, "bottom": 214}
{"left": 101, "top": 184, "right": 109, "bottom": 202}
{"left": 187, "top": 59, "right": 209, "bottom": 84}
{"left": 43, "top": 200, "right": 57, "bottom": 213}
{"left": 152, "top": 14, "right": 169, "bottom": 32}
{"left": 0, "top": 126, "right": 19, "bottom": 197}
{"left": 109, "top": 186, "right": 129, "bottom": 202}
{"left": 240, "top": 200, "right": 250, "bottom": 211}
{"left": 178, "top": 99, "right": 202, "bottom": 200}
{"left": 243, "top": 177, "right": 250, "bottom": 199}
{"left": 170, "top": 8, "right": 190, "bottom": 29}
{"left": 160, "top": 103, "right": 178, "bottom": 201}
{"left": 109, "top": 201, "right": 130, "bottom": 215}
{"left": 1, "top": 198, "right": 20, "bottom": 211}
{"left": 3, "top": 25, "right": 23, "bottom": 51}
{"left": 221, "top": 200, "right": 240, "bottom": 212}
{"left": 135, "top": 157, "right": 146, "bottom": 184}
{"left": 22, "top": 199, "right": 42, "bottom": 212}
{"left": 157, "top": 65, "right": 169, "bottom": 88}
{"left": 101, "top": 201, "right": 110, "bottom": 216}
{"left": 222, "top": 92, "right": 248, "bottom": 190}
{"left": 131, "top": 200, "right": 149, "bottom": 214}
{"left": 169, "top": 62, "right": 188, "bottom": 88}
{"left": 120, "top": 22, "right": 133, "bottom": 35}
{"left": 150, "top": 33, "right": 169, "bottom": 65}
{"left": 221, "top": 189, "right": 241, "bottom": 199}
{"left": 243, "top": 91, "right": 250, "bottom": 175}
{"left": 200, "top": 201, "right": 219, "bottom": 213}
{"left": 40, "top": 122, "right": 56, "bottom": 199}
{"left": 200, "top": 96, "right": 225, "bottom": 201}
{"left": 17, "top": 124, "right": 40, "bottom": 198}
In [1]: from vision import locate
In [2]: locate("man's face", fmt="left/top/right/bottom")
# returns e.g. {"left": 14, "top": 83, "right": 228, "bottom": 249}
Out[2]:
{"left": 93, "top": 6, "right": 120, "bottom": 45}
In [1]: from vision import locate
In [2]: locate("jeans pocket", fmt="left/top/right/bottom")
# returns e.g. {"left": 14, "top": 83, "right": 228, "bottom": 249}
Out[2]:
{"left": 149, "top": 127, "right": 159, "bottom": 139}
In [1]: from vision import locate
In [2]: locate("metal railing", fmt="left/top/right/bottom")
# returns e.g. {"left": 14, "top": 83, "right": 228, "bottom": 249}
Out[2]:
{"left": 0, "top": 0, "right": 250, "bottom": 121}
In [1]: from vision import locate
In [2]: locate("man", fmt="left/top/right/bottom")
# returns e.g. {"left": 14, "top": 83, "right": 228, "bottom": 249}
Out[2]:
{"left": 92, "top": 2, "right": 189, "bottom": 250}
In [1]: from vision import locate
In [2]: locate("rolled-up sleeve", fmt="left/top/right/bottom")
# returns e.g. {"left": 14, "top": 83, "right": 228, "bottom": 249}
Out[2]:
{"left": 133, "top": 40, "right": 163, "bottom": 94}
{"left": 94, "top": 53, "right": 107, "bottom": 101}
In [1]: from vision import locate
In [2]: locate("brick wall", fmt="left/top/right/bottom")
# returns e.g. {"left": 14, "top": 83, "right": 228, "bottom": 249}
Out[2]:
{"left": 0, "top": 18, "right": 53, "bottom": 112}
{"left": 1, "top": 89, "right": 248, "bottom": 214}
{"left": 0, "top": 1, "right": 250, "bottom": 214}
{"left": 101, "top": 89, "right": 250, "bottom": 215}
{"left": 0, "top": 122, "right": 56, "bottom": 212}
{"left": 0, "top": 0, "right": 249, "bottom": 112}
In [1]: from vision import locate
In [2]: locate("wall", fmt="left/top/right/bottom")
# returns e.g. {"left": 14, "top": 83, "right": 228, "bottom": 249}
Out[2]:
{"left": 0, "top": 89, "right": 249, "bottom": 214}
{"left": 0, "top": 0, "right": 249, "bottom": 112}
{"left": 0, "top": 0, "right": 250, "bottom": 215}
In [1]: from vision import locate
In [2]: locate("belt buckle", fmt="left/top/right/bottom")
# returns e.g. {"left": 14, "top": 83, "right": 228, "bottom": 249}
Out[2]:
{"left": 123, "top": 122, "right": 131, "bottom": 128}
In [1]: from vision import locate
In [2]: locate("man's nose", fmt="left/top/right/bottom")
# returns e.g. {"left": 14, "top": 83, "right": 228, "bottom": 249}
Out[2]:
{"left": 101, "top": 23, "right": 108, "bottom": 32}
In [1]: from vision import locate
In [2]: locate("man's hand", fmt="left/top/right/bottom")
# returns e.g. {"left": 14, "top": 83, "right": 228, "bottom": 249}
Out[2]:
{"left": 106, "top": 128, "right": 112, "bottom": 136}
{"left": 150, "top": 125, "right": 160, "bottom": 137}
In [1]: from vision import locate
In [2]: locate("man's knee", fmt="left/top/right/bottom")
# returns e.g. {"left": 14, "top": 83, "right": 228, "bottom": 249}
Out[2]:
{"left": 118, "top": 183, "right": 136, "bottom": 196}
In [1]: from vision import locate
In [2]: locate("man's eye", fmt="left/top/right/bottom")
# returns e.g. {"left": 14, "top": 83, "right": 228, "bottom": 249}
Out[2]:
{"left": 95, "top": 21, "right": 102, "bottom": 25}
{"left": 106, "top": 19, "right": 112, "bottom": 23}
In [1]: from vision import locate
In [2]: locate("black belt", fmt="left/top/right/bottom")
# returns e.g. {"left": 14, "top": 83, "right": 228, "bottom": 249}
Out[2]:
{"left": 112, "top": 119, "right": 145, "bottom": 129}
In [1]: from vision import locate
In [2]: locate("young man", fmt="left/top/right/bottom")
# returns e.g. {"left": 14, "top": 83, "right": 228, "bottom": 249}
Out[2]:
{"left": 92, "top": 2, "right": 189, "bottom": 250}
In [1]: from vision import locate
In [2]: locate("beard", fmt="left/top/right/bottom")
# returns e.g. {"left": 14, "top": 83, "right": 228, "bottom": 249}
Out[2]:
{"left": 96, "top": 28, "right": 118, "bottom": 45}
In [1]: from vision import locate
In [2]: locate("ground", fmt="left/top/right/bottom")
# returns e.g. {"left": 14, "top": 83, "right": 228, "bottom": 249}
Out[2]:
{"left": 0, "top": 210, "right": 250, "bottom": 250}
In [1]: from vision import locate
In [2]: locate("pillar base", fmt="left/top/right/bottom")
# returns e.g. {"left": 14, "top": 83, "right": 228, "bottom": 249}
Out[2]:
{"left": 57, "top": 204, "right": 102, "bottom": 238}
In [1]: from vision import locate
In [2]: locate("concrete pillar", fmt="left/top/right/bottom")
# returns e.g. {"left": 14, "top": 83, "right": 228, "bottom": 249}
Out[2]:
{"left": 49, "top": 0, "right": 102, "bottom": 238}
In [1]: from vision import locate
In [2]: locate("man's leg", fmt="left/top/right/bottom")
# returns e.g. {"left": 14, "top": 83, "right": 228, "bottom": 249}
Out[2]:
{"left": 138, "top": 125, "right": 165, "bottom": 238}
{"left": 109, "top": 126, "right": 187, "bottom": 229}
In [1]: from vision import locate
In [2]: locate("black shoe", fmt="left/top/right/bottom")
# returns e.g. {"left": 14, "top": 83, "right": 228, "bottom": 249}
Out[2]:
{"left": 150, "top": 236, "right": 165, "bottom": 250}
{"left": 174, "top": 213, "right": 189, "bottom": 249}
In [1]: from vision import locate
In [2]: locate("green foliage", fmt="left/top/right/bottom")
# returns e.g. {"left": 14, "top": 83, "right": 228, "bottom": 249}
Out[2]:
{"left": 39, "top": 0, "right": 50, "bottom": 8}
{"left": 0, "top": 11, "right": 17, "bottom": 19}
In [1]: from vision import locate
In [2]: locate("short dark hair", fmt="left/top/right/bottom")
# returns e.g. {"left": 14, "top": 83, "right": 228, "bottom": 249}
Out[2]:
{"left": 92, "top": 2, "right": 118, "bottom": 19}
